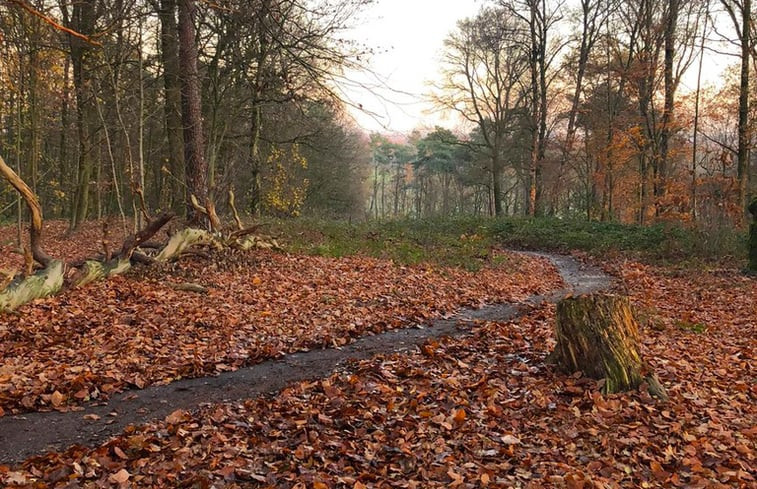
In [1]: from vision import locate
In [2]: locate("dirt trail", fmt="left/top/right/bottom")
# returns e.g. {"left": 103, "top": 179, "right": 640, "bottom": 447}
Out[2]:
{"left": 0, "top": 252, "right": 611, "bottom": 465}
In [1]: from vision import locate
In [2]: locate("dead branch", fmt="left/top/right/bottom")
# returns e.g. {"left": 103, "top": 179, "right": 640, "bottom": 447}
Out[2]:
{"left": 0, "top": 270, "right": 14, "bottom": 291}
{"left": 170, "top": 282, "right": 208, "bottom": 294}
{"left": 0, "top": 153, "right": 52, "bottom": 267}
{"left": 118, "top": 212, "right": 175, "bottom": 259}
{"left": 6, "top": 0, "right": 102, "bottom": 46}
{"left": 130, "top": 252, "right": 156, "bottom": 266}
{"left": 229, "top": 223, "right": 267, "bottom": 240}
{"left": 134, "top": 187, "right": 151, "bottom": 223}
{"left": 205, "top": 198, "right": 222, "bottom": 233}
{"left": 228, "top": 189, "right": 243, "bottom": 231}
{"left": 102, "top": 220, "right": 111, "bottom": 262}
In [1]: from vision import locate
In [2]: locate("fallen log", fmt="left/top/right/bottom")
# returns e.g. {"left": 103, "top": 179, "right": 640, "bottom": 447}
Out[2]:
{"left": 154, "top": 228, "right": 221, "bottom": 262}
{"left": 70, "top": 212, "right": 176, "bottom": 288}
{"left": 1, "top": 152, "right": 272, "bottom": 312}
{"left": 0, "top": 154, "right": 174, "bottom": 311}
{"left": 548, "top": 293, "right": 668, "bottom": 400}
{"left": 69, "top": 258, "right": 131, "bottom": 289}
{"left": 0, "top": 260, "right": 64, "bottom": 312}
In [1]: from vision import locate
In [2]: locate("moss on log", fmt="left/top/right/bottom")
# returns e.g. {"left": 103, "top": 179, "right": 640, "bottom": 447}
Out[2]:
{"left": 155, "top": 228, "right": 219, "bottom": 262}
{"left": 71, "top": 258, "right": 131, "bottom": 288}
{"left": 550, "top": 293, "right": 668, "bottom": 400}
{"left": 0, "top": 260, "right": 65, "bottom": 312}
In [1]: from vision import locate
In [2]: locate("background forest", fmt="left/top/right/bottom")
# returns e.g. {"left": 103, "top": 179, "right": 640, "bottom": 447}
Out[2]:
{"left": 0, "top": 0, "right": 754, "bottom": 231}
{"left": 0, "top": 2, "right": 755, "bottom": 486}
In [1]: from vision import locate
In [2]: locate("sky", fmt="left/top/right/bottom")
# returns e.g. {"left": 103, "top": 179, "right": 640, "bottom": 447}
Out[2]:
{"left": 339, "top": 0, "right": 735, "bottom": 136}
{"left": 339, "top": 0, "right": 482, "bottom": 135}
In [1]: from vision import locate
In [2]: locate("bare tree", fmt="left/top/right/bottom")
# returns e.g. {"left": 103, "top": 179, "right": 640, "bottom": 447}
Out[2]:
{"left": 500, "top": 0, "right": 566, "bottom": 216}
{"left": 433, "top": 8, "right": 529, "bottom": 216}
{"left": 720, "top": 0, "right": 752, "bottom": 214}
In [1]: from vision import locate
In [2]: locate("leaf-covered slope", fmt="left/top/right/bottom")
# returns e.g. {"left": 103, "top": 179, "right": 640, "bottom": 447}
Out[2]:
{"left": 1, "top": 261, "right": 753, "bottom": 488}
{"left": 0, "top": 249, "right": 561, "bottom": 416}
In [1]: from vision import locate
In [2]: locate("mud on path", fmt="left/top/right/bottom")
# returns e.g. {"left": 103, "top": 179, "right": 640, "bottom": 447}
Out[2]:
{"left": 0, "top": 253, "right": 611, "bottom": 465}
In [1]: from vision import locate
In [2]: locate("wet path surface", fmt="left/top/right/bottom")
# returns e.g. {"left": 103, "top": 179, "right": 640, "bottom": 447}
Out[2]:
{"left": 0, "top": 253, "right": 612, "bottom": 464}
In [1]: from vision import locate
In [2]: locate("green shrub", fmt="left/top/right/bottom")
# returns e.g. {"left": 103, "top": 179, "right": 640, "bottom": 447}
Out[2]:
{"left": 270, "top": 216, "right": 747, "bottom": 268}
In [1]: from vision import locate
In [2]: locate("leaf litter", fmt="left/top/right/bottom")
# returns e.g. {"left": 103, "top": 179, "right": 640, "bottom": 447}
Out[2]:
{"left": 0, "top": 222, "right": 753, "bottom": 488}
{"left": 0, "top": 223, "right": 561, "bottom": 416}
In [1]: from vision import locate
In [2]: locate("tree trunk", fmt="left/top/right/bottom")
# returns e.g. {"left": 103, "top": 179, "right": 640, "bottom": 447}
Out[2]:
{"left": 549, "top": 293, "right": 668, "bottom": 400}
{"left": 65, "top": 0, "right": 98, "bottom": 231}
{"left": 0, "top": 261, "right": 65, "bottom": 312}
{"left": 736, "top": 0, "right": 751, "bottom": 215}
{"left": 158, "top": 0, "right": 185, "bottom": 211}
{"left": 178, "top": 0, "right": 209, "bottom": 224}
{"left": 749, "top": 198, "right": 757, "bottom": 273}
{"left": 659, "top": 0, "right": 680, "bottom": 213}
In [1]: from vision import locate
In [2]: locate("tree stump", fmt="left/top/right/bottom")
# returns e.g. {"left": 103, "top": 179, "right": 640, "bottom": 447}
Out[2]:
{"left": 549, "top": 293, "right": 668, "bottom": 400}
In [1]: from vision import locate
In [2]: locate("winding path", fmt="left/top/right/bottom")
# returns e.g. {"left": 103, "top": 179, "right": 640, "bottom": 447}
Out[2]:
{"left": 0, "top": 253, "right": 611, "bottom": 465}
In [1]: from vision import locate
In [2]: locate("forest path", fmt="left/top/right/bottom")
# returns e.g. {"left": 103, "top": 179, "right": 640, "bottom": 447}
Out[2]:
{"left": 0, "top": 252, "right": 611, "bottom": 465}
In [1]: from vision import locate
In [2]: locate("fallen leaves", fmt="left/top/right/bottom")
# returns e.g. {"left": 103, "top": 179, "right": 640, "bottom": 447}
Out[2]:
{"left": 49, "top": 391, "right": 65, "bottom": 408}
{"left": 108, "top": 468, "right": 130, "bottom": 484}
{"left": 0, "top": 240, "right": 562, "bottom": 416}
{"left": 0, "top": 225, "right": 753, "bottom": 488}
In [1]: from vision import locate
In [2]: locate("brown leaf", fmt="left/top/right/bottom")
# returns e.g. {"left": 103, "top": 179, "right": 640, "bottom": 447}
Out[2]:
{"left": 108, "top": 469, "right": 130, "bottom": 484}
{"left": 452, "top": 408, "right": 466, "bottom": 424}
{"left": 50, "top": 391, "right": 65, "bottom": 408}
{"left": 165, "top": 409, "right": 188, "bottom": 424}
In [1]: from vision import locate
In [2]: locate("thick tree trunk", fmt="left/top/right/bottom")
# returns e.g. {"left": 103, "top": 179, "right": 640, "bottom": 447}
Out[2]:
{"left": 178, "top": 0, "right": 209, "bottom": 225}
{"left": 549, "top": 293, "right": 668, "bottom": 400}
{"left": 659, "top": 0, "right": 680, "bottom": 212}
{"left": 158, "top": 0, "right": 185, "bottom": 211}
{"left": 0, "top": 261, "right": 65, "bottom": 312}
{"left": 65, "top": 0, "right": 98, "bottom": 231}
{"left": 736, "top": 0, "right": 750, "bottom": 214}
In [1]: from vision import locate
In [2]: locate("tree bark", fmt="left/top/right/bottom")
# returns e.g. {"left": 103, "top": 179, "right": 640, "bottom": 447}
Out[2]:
{"left": 178, "top": 0, "right": 209, "bottom": 225}
{"left": 736, "top": 0, "right": 751, "bottom": 214}
{"left": 63, "top": 0, "right": 98, "bottom": 231}
{"left": 748, "top": 198, "right": 757, "bottom": 273}
{"left": 0, "top": 152, "right": 52, "bottom": 267}
{"left": 157, "top": 0, "right": 185, "bottom": 211}
{"left": 658, "top": 0, "right": 680, "bottom": 212}
{"left": 549, "top": 293, "right": 668, "bottom": 400}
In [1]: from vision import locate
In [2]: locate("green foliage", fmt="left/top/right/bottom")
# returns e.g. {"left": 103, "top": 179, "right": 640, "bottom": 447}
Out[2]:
{"left": 490, "top": 217, "right": 747, "bottom": 263}
{"left": 273, "top": 216, "right": 747, "bottom": 268}
{"left": 272, "top": 217, "right": 497, "bottom": 271}
{"left": 675, "top": 320, "right": 708, "bottom": 334}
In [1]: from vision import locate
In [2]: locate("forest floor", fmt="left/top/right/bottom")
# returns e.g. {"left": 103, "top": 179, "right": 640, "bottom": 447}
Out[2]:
{"left": 0, "top": 220, "right": 755, "bottom": 488}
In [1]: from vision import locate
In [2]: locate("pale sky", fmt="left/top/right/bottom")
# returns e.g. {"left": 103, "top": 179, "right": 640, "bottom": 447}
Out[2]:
{"left": 340, "top": 0, "right": 482, "bottom": 134}
{"left": 340, "top": 0, "right": 735, "bottom": 136}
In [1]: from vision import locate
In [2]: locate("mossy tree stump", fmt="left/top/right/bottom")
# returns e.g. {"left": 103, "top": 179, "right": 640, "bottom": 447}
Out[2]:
{"left": 549, "top": 293, "right": 668, "bottom": 400}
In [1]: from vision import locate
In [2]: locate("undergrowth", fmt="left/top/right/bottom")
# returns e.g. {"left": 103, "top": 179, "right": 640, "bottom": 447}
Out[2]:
{"left": 270, "top": 216, "right": 748, "bottom": 269}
